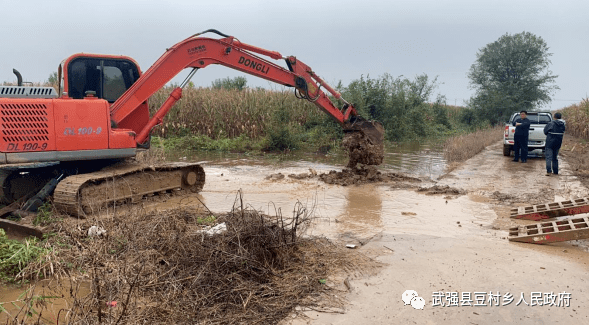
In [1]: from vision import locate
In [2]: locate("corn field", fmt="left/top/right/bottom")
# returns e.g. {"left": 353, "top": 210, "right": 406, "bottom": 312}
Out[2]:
{"left": 148, "top": 86, "right": 324, "bottom": 139}
{"left": 558, "top": 98, "right": 589, "bottom": 140}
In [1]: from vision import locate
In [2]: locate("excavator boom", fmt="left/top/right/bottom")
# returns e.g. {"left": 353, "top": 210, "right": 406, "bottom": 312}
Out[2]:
{"left": 108, "top": 30, "right": 383, "bottom": 159}
{"left": 0, "top": 29, "right": 384, "bottom": 222}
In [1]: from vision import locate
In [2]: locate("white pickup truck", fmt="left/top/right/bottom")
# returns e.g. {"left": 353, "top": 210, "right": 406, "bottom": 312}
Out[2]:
{"left": 503, "top": 112, "right": 553, "bottom": 157}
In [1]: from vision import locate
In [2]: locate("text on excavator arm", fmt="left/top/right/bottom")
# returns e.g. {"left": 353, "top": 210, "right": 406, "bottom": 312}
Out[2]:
{"left": 109, "top": 31, "right": 358, "bottom": 145}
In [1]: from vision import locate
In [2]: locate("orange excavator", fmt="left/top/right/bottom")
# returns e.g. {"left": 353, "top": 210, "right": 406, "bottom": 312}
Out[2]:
{"left": 0, "top": 29, "right": 383, "bottom": 217}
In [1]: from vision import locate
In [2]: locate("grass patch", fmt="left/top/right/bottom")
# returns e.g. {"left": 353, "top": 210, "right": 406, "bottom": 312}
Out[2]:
{"left": 196, "top": 215, "right": 216, "bottom": 225}
{"left": 0, "top": 229, "right": 48, "bottom": 282}
{"left": 153, "top": 134, "right": 263, "bottom": 153}
{"left": 33, "top": 202, "right": 60, "bottom": 226}
{"left": 443, "top": 126, "right": 503, "bottom": 164}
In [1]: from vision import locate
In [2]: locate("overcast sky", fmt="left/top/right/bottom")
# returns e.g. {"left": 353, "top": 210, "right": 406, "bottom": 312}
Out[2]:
{"left": 0, "top": 0, "right": 587, "bottom": 111}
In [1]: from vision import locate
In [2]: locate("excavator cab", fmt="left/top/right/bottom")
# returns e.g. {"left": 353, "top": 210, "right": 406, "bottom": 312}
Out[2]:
{"left": 65, "top": 56, "right": 141, "bottom": 102}
{"left": 60, "top": 54, "right": 150, "bottom": 135}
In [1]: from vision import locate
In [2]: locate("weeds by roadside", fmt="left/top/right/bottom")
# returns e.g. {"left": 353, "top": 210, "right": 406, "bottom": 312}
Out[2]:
{"left": 556, "top": 98, "right": 588, "bottom": 187}
{"left": 443, "top": 126, "right": 503, "bottom": 168}
{"left": 32, "top": 202, "right": 60, "bottom": 227}
{"left": 0, "top": 229, "right": 48, "bottom": 282}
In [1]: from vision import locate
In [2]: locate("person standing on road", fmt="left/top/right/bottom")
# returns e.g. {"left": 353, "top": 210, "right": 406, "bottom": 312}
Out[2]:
{"left": 543, "top": 112, "right": 566, "bottom": 176}
{"left": 512, "top": 110, "right": 531, "bottom": 163}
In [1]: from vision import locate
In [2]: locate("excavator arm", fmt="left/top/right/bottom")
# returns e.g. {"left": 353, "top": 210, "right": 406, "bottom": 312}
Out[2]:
{"left": 110, "top": 29, "right": 383, "bottom": 165}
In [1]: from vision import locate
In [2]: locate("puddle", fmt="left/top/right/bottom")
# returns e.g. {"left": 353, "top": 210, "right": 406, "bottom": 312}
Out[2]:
{"left": 0, "top": 279, "right": 90, "bottom": 324}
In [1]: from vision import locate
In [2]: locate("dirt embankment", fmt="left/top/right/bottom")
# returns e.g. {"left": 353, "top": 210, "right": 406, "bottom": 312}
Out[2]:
{"left": 559, "top": 135, "right": 589, "bottom": 187}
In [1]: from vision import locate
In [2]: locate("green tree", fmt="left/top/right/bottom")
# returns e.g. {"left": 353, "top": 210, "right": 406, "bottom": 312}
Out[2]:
{"left": 46, "top": 71, "right": 59, "bottom": 89}
{"left": 341, "top": 73, "right": 443, "bottom": 140}
{"left": 468, "top": 31, "right": 559, "bottom": 124}
{"left": 211, "top": 76, "right": 247, "bottom": 90}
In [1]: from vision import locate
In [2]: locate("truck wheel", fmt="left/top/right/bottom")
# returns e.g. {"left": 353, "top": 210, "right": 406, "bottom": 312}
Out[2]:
{"left": 503, "top": 145, "right": 511, "bottom": 156}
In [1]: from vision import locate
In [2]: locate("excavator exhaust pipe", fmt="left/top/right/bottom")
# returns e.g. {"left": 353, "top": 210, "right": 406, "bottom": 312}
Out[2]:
{"left": 343, "top": 116, "right": 385, "bottom": 168}
{"left": 13, "top": 69, "right": 23, "bottom": 86}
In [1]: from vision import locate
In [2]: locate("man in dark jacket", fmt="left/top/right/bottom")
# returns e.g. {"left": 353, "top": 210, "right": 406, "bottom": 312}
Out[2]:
{"left": 543, "top": 112, "right": 566, "bottom": 175}
{"left": 512, "top": 111, "right": 531, "bottom": 163}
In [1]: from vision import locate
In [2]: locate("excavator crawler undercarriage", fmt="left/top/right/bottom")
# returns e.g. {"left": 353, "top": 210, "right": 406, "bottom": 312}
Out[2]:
{"left": 1, "top": 29, "right": 384, "bottom": 224}
{"left": 53, "top": 162, "right": 205, "bottom": 216}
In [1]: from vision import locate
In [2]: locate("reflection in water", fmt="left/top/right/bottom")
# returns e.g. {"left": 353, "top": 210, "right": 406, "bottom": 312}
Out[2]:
{"left": 170, "top": 139, "right": 447, "bottom": 179}
{"left": 382, "top": 140, "right": 446, "bottom": 179}
{"left": 336, "top": 185, "right": 383, "bottom": 236}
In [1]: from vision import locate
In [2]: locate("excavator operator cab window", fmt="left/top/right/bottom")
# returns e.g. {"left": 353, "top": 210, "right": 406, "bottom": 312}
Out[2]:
{"left": 67, "top": 57, "right": 140, "bottom": 103}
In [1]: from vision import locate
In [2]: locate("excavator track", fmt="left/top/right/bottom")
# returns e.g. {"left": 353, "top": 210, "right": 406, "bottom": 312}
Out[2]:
{"left": 53, "top": 162, "right": 205, "bottom": 216}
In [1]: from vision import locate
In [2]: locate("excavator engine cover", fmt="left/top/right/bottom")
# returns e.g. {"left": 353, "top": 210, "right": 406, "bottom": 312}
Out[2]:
{"left": 342, "top": 118, "right": 385, "bottom": 168}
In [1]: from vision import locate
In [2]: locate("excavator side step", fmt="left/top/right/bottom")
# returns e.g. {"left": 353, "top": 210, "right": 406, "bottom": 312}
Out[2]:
{"left": 508, "top": 217, "right": 589, "bottom": 244}
{"left": 509, "top": 198, "right": 589, "bottom": 221}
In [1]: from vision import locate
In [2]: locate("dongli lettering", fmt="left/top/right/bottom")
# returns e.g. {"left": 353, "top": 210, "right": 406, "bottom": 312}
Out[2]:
{"left": 237, "top": 56, "right": 270, "bottom": 74}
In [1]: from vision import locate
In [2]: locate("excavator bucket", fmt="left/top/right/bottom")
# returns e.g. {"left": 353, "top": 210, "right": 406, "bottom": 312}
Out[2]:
{"left": 342, "top": 118, "right": 385, "bottom": 168}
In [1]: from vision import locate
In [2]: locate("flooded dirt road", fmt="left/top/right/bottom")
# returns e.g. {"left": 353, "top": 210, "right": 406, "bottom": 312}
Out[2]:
{"left": 1, "top": 140, "right": 587, "bottom": 324}
{"left": 139, "top": 140, "right": 588, "bottom": 324}
{"left": 281, "top": 142, "right": 588, "bottom": 324}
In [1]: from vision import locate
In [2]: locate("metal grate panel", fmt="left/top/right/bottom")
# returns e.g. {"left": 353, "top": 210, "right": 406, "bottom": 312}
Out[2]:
{"left": 0, "top": 103, "right": 50, "bottom": 143}
{"left": 509, "top": 217, "right": 589, "bottom": 244}
{"left": 0, "top": 86, "right": 58, "bottom": 99}
{"left": 510, "top": 198, "right": 589, "bottom": 221}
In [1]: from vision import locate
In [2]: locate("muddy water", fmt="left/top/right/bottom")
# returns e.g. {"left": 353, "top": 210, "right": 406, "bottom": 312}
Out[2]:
{"left": 171, "top": 139, "right": 447, "bottom": 180}
{"left": 151, "top": 140, "right": 449, "bottom": 241}
{"left": 279, "top": 141, "right": 589, "bottom": 325}
{"left": 181, "top": 141, "right": 587, "bottom": 325}
{"left": 0, "top": 279, "right": 90, "bottom": 324}
{"left": 156, "top": 140, "right": 446, "bottom": 237}
{"left": 2, "top": 140, "right": 588, "bottom": 324}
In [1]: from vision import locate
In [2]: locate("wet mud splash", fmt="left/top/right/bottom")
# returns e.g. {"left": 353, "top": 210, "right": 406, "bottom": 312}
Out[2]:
{"left": 342, "top": 125, "right": 384, "bottom": 168}
{"left": 318, "top": 164, "right": 421, "bottom": 186}
{"left": 266, "top": 164, "right": 422, "bottom": 187}
{"left": 416, "top": 185, "right": 466, "bottom": 196}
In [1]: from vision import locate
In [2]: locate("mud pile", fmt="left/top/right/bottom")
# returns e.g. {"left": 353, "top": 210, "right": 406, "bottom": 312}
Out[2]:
{"left": 264, "top": 165, "right": 422, "bottom": 186}
{"left": 416, "top": 185, "right": 466, "bottom": 196}
{"left": 342, "top": 128, "right": 384, "bottom": 168}
{"left": 318, "top": 164, "right": 421, "bottom": 186}
{"left": 487, "top": 190, "right": 555, "bottom": 206}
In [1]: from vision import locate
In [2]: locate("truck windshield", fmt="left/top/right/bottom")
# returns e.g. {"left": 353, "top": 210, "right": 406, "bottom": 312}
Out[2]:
{"left": 526, "top": 115, "right": 552, "bottom": 124}
{"left": 512, "top": 114, "right": 551, "bottom": 124}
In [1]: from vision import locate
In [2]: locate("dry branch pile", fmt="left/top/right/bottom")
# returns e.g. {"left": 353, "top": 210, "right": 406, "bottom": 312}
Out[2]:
{"left": 18, "top": 194, "right": 376, "bottom": 325}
